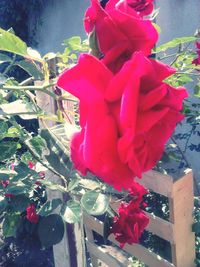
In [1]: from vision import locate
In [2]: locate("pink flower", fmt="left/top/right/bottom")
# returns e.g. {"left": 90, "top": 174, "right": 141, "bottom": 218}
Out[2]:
{"left": 26, "top": 204, "right": 39, "bottom": 224}
{"left": 57, "top": 52, "right": 187, "bottom": 190}
{"left": 84, "top": 0, "right": 158, "bottom": 73}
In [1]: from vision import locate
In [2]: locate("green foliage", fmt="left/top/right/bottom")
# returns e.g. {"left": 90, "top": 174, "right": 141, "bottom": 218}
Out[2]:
{"left": 0, "top": 141, "right": 19, "bottom": 161}
{"left": 15, "top": 60, "right": 43, "bottom": 80}
{"left": 155, "top": 36, "right": 198, "bottom": 53}
{"left": 3, "top": 213, "right": 21, "bottom": 237}
{"left": 60, "top": 200, "right": 82, "bottom": 223}
{"left": 38, "top": 198, "right": 62, "bottom": 216}
{"left": 81, "top": 191, "right": 109, "bottom": 216}
{"left": 0, "top": 28, "right": 28, "bottom": 57}
{"left": 38, "top": 214, "right": 64, "bottom": 248}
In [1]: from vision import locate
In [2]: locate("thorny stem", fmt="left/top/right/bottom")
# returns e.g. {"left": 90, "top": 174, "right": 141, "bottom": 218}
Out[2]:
{"left": 183, "top": 126, "right": 196, "bottom": 153}
{"left": 2, "top": 83, "right": 57, "bottom": 99}
{"left": 175, "top": 72, "right": 200, "bottom": 76}
{"left": 9, "top": 117, "right": 67, "bottom": 182}
{"left": 171, "top": 136, "right": 190, "bottom": 167}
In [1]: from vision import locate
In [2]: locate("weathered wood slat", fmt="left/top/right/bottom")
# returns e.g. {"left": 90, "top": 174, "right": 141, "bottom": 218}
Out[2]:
{"left": 85, "top": 240, "right": 128, "bottom": 267}
{"left": 83, "top": 213, "right": 175, "bottom": 267}
{"left": 137, "top": 170, "right": 174, "bottom": 197}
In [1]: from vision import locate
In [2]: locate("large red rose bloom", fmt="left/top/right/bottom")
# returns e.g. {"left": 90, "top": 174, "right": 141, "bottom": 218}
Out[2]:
{"left": 57, "top": 52, "right": 187, "bottom": 190}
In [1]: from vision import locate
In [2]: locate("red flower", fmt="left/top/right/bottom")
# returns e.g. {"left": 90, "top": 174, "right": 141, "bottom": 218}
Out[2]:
{"left": 192, "top": 41, "right": 200, "bottom": 67}
{"left": 111, "top": 198, "right": 149, "bottom": 247}
{"left": 28, "top": 161, "right": 34, "bottom": 169}
{"left": 84, "top": 0, "right": 158, "bottom": 73}
{"left": 1, "top": 180, "right": 14, "bottom": 198}
{"left": 129, "top": 181, "right": 148, "bottom": 204}
{"left": 26, "top": 204, "right": 39, "bottom": 224}
{"left": 1, "top": 180, "right": 9, "bottom": 188}
{"left": 57, "top": 52, "right": 187, "bottom": 190}
{"left": 105, "top": 0, "right": 154, "bottom": 17}
{"left": 126, "top": 0, "right": 154, "bottom": 17}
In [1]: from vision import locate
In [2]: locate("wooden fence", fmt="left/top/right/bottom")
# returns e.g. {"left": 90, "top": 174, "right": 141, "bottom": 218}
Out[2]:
{"left": 84, "top": 170, "right": 195, "bottom": 267}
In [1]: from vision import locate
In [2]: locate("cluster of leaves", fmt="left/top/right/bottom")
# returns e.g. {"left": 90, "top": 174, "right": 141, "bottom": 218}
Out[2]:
{"left": 0, "top": 28, "right": 111, "bottom": 262}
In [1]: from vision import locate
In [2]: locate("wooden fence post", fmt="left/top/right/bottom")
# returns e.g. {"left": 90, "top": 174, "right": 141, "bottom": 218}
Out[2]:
{"left": 169, "top": 171, "right": 196, "bottom": 267}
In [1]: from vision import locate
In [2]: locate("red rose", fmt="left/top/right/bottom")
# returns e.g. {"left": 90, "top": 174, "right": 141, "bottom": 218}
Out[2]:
{"left": 1, "top": 180, "right": 14, "bottom": 198}
{"left": 105, "top": 0, "right": 154, "bottom": 17}
{"left": 1, "top": 180, "right": 9, "bottom": 188}
{"left": 126, "top": 0, "right": 154, "bottom": 17}
{"left": 26, "top": 204, "right": 39, "bottom": 224}
{"left": 84, "top": 0, "right": 158, "bottom": 73}
{"left": 28, "top": 161, "right": 34, "bottom": 169}
{"left": 129, "top": 181, "right": 148, "bottom": 204}
{"left": 57, "top": 52, "right": 187, "bottom": 190}
{"left": 111, "top": 198, "right": 149, "bottom": 248}
{"left": 192, "top": 41, "right": 200, "bottom": 66}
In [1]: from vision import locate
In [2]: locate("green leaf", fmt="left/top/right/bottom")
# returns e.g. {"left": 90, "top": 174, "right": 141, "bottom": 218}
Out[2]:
{"left": 0, "top": 53, "right": 12, "bottom": 64}
{"left": 0, "top": 28, "right": 28, "bottom": 57}
{"left": 38, "top": 198, "right": 62, "bottom": 216}
{"left": 6, "top": 183, "right": 30, "bottom": 195}
{"left": 0, "top": 120, "right": 8, "bottom": 138}
{"left": 12, "top": 162, "right": 39, "bottom": 182}
{"left": 3, "top": 213, "right": 21, "bottom": 237}
{"left": 26, "top": 135, "right": 47, "bottom": 158}
{"left": 152, "top": 23, "right": 161, "bottom": 34}
{"left": 63, "top": 36, "right": 81, "bottom": 50}
{"left": 81, "top": 191, "right": 109, "bottom": 216}
{"left": 40, "top": 128, "right": 70, "bottom": 178}
{"left": 155, "top": 36, "right": 197, "bottom": 53}
{"left": 21, "top": 151, "right": 33, "bottom": 164}
{"left": 0, "top": 28, "right": 42, "bottom": 62}
{"left": 5, "top": 127, "right": 21, "bottom": 139}
{"left": 192, "top": 222, "right": 200, "bottom": 233}
{"left": 15, "top": 60, "right": 43, "bottom": 80}
{"left": 68, "top": 172, "right": 81, "bottom": 191}
{"left": 89, "top": 30, "right": 102, "bottom": 58}
{"left": 60, "top": 200, "right": 81, "bottom": 223}
{"left": 79, "top": 179, "right": 101, "bottom": 190}
{"left": 0, "top": 196, "right": 7, "bottom": 213}
{"left": 0, "top": 169, "right": 16, "bottom": 181}
{"left": 194, "top": 83, "right": 200, "bottom": 97}
{"left": 39, "top": 180, "right": 67, "bottom": 193}
{"left": 38, "top": 214, "right": 64, "bottom": 248}
{"left": 0, "top": 141, "right": 18, "bottom": 161}
{"left": 9, "top": 194, "right": 30, "bottom": 212}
